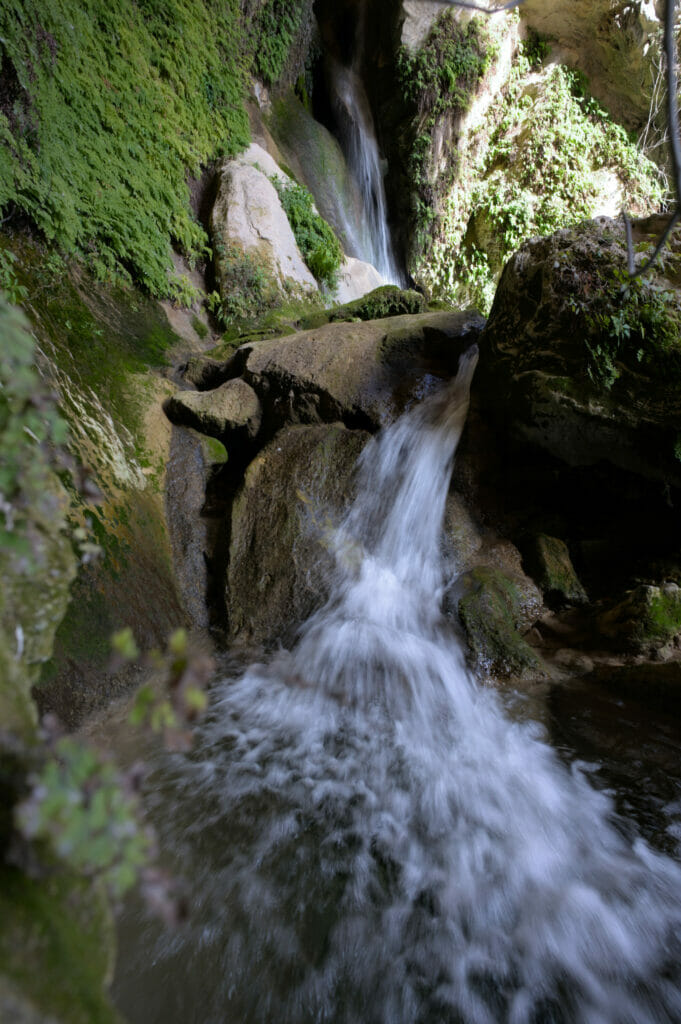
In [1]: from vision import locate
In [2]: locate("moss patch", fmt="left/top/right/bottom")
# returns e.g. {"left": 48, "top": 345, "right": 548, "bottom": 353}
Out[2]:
{"left": 458, "top": 566, "right": 546, "bottom": 678}
{"left": 0, "top": 867, "right": 118, "bottom": 1024}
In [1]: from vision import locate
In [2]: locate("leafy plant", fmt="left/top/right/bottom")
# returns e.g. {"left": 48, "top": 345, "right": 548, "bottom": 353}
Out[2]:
{"left": 15, "top": 736, "right": 152, "bottom": 898}
{"left": 270, "top": 177, "right": 343, "bottom": 290}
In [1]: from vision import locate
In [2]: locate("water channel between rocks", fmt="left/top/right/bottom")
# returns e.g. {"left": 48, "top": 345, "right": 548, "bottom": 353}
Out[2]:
{"left": 113, "top": 349, "right": 681, "bottom": 1024}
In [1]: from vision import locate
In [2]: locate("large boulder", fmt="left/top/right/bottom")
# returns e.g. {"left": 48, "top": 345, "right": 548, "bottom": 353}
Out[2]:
{"left": 211, "top": 143, "right": 318, "bottom": 302}
{"left": 479, "top": 217, "right": 681, "bottom": 489}
{"left": 240, "top": 309, "right": 485, "bottom": 431}
{"left": 334, "top": 257, "right": 386, "bottom": 305}
{"left": 226, "top": 423, "right": 370, "bottom": 646}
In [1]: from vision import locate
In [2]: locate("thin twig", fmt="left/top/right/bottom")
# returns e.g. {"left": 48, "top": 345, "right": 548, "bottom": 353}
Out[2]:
{"left": 440, "top": 1, "right": 523, "bottom": 10}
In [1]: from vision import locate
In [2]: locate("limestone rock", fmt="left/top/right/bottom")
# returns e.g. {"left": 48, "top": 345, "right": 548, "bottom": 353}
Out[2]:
{"left": 523, "top": 534, "right": 588, "bottom": 608}
{"left": 333, "top": 257, "right": 387, "bottom": 305}
{"left": 267, "top": 93, "right": 368, "bottom": 261}
{"left": 166, "top": 428, "right": 229, "bottom": 630}
{"left": 226, "top": 423, "right": 370, "bottom": 646}
{"left": 165, "top": 379, "right": 262, "bottom": 444}
{"left": 241, "top": 309, "right": 485, "bottom": 431}
{"left": 520, "top": 0, "right": 661, "bottom": 131}
{"left": 211, "top": 143, "right": 318, "bottom": 301}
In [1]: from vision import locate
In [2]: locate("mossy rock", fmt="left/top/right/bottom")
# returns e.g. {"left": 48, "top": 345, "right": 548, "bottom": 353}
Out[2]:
{"left": 326, "top": 286, "right": 427, "bottom": 323}
{"left": 598, "top": 582, "right": 681, "bottom": 652}
{"left": 458, "top": 566, "right": 547, "bottom": 679}
{"left": 522, "top": 534, "right": 587, "bottom": 608}
{"left": 0, "top": 868, "right": 119, "bottom": 1024}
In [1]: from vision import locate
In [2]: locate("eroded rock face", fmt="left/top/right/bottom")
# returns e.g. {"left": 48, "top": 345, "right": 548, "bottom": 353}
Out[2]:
{"left": 520, "top": 0, "right": 661, "bottom": 131}
{"left": 226, "top": 423, "right": 370, "bottom": 646}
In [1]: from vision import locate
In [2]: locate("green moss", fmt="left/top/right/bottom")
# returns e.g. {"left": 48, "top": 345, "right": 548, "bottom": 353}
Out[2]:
{"left": 327, "top": 286, "right": 426, "bottom": 323}
{"left": 523, "top": 534, "right": 587, "bottom": 607}
{"left": 191, "top": 315, "right": 209, "bottom": 340}
{"left": 0, "top": 0, "right": 255, "bottom": 298}
{"left": 270, "top": 176, "right": 343, "bottom": 290}
{"left": 396, "top": 13, "right": 495, "bottom": 263}
{"left": 0, "top": 867, "right": 118, "bottom": 1024}
{"left": 251, "top": 0, "right": 311, "bottom": 87}
{"left": 458, "top": 567, "right": 545, "bottom": 678}
{"left": 639, "top": 587, "right": 681, "bottom": 644}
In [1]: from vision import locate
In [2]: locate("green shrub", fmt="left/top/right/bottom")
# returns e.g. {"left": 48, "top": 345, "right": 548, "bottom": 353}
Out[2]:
{"left": 270, "top": 177, "right": 343, "bottom": 290}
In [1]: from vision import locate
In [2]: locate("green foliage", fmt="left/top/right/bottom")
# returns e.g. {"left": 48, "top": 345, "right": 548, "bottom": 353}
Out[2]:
{"left": 424, "top": 52, "right": 664, "bottom": 313}
{"left": 0, "top": 0, "right": 251, "bottom": 298}
{"left": 567, "top": 267, "right": 681, "bottom": 388}
{"left": 270, "top": 176, "right": 343, "bottom": 289}
{"left": 15, "top": 737, "right": 152, "bottom": 898}
{"left": 397, "top": 13, "right": 492, "bottom": 118}
{"left": 251, "top": 0, "right": 309, "bottom": 86}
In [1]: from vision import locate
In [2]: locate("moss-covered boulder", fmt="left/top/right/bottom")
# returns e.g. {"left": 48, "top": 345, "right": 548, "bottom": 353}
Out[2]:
{"left": 326, "top": 285, "right": 427, "bottom": 323}
{"left": 598, "top": 583, "right": 681, "bottom": 653}
{"left": 226, "top": 423, "right": 370, "bottom": 646}
{"left": 458, "top": 566, "right": 547, "bottom": 679}
{"left": 211, "top": 144, "right": 318, "bottom": 307}
{"left": 6, "top": 236, "right": 189, "bottom": 726}
{"left": 523, "top": 534, "right": 587, "bottom": 608}
{"left": 479, "top": 218, "right": 681, "bottom": 489}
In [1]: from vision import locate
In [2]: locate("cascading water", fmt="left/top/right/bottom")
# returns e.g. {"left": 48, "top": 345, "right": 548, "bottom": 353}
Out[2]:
{"left": 115, "top": 349, "right": 681, "bottom": 1024}
{"left": 326, "top": 2, "right": 403, "bottom": 285}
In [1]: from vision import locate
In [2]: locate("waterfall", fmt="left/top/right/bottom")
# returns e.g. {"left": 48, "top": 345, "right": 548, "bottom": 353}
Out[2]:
{"left": 326, "top": 1, "right": 403, "bottom": 285}
{"left": 330, "top": 62, "right": 403, "bottom": 285}
{"left": 115, "top": 350, "right": 681, "bottom": 1024}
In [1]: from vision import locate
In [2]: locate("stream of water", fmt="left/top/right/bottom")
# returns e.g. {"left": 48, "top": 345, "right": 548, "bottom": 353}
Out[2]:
{"left": 326, "top": 0, "right": 403, "bottom": 285}
{"left": 114, "top": 349, "right": 681, "bottom": 1024}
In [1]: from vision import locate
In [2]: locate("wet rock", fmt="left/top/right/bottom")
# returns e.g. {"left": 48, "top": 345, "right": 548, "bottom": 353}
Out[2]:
{"left": 457, "top": 566, "right": 549, "bottom": 680}
{"left": 267, "top": 92, "right": 368, "bottom": 262}
{"left": 166, "top": 428, "right": 229, "bottom": 630}
{"left": 582, "top": 660, "right": 681, "bottom": 710}
{"left": 165, "top": 379, "right": 262, "bottom": 445}
{"left": 598, "top": 583, "right": 681, "bottom": 653}
{"left": 241, "top": 309, "right": 485, "bottom": 431}
{"left": 523, "top": 534, "right": 588, "bottom": 608}
{"left": 226, "top": 423, "right": 370, "bottom": 646}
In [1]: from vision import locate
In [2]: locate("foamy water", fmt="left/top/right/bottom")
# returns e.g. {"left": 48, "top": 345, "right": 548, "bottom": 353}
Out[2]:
{"left": 115, "top": 348, "right": 681, "bottom": 1024}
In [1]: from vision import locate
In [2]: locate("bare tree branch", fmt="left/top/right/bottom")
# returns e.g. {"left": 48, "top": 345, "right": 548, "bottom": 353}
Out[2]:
{"left": 438, "top": 1, "right": 523, "bottom": 11}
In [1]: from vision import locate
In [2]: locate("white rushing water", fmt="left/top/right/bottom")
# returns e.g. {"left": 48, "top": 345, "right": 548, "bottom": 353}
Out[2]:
{"left": 330, "top": 60, "right": 403, "bottom": 286}
{"left": 116, "top": 348, "right": 681, "bottom": 1024}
